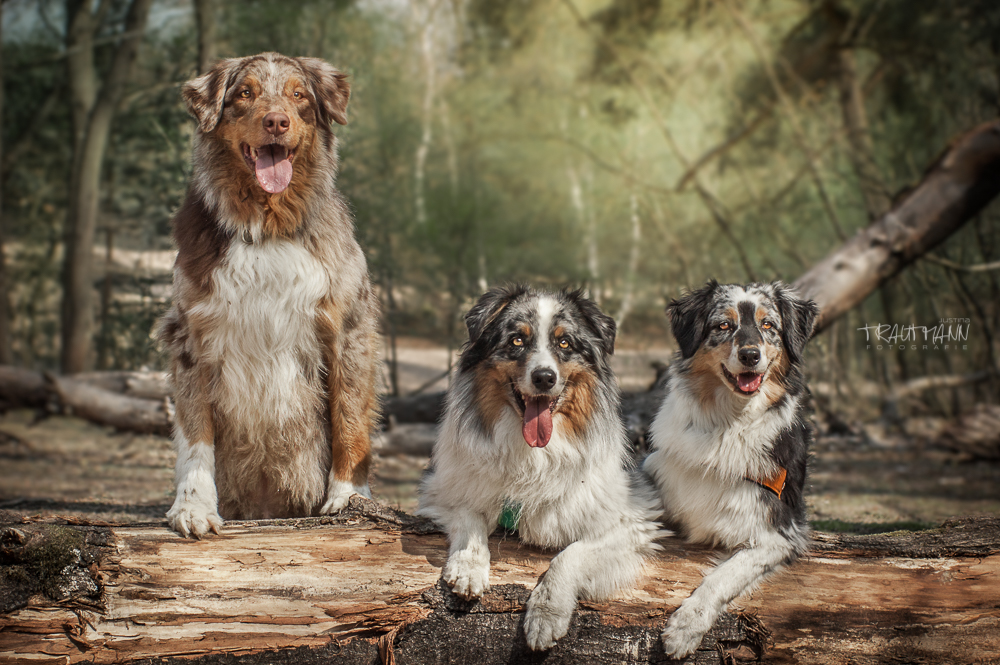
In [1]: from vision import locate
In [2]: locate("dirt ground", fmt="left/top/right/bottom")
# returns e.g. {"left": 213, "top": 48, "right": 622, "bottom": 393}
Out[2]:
{"left": 2, "top": 337, "right": 999, "bottom": 527}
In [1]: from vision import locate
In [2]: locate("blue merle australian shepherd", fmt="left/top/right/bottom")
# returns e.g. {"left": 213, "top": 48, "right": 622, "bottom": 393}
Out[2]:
{"left": 643, "top": 280, "right": 818, "bottom": 658}
{"left": 418, "top": 285, "right": 660, "bottom": 651}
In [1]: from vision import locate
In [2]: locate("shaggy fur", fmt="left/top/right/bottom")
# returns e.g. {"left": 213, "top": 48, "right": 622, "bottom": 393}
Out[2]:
{"left": 160, "top": 52, "right": 379, "bottom": 538}
{"left": 643, "top": 280, "right": 818, "bottom": 658}
{"left": 418, "top": 285, "right": 662, "bottom": 651}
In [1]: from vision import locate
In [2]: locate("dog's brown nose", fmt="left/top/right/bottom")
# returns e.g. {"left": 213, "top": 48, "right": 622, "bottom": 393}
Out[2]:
{"left": 263, "top": 112, "right": 290, "bottom": 136}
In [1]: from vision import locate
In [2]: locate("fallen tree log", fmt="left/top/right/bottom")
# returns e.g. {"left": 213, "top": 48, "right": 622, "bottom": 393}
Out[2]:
{"left": 1, "top": 498, "right": 997, "bottom": 664}
{"left": 0, "top": 366, "right": 173, "bottom": 436}
{"left": 793, "top": 119, "right": 1000, "bottom": 333}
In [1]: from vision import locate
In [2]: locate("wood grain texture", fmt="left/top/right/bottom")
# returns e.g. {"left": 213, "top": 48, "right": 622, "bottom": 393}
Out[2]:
{"left": 1, "top": 500, "right": 998, "bottom": 664}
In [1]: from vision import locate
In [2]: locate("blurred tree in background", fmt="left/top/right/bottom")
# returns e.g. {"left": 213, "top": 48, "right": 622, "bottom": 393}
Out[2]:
{"left": 1, "top": 0, "right": 998, "bottom": 415}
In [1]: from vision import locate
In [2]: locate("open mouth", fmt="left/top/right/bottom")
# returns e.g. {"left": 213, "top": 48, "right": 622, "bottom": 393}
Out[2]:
{"left": 721, "top": 365, "right": 764, "bottom": 395}
{"left": 242, "top": 143, "right": 296, "bottom": 194}
{"left": 511, "top": 384, "right": 559, "bottom": 448}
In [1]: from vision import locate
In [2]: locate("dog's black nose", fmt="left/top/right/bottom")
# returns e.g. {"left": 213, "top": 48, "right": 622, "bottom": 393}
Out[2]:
{"left": 531, "top": 368, "right": 557, "bottom": 391}
{"left": 738, "top": 347, "right": 761, "bottom": 367}
{"left": 263, "top": 112, "right": 290, "bottom": 136}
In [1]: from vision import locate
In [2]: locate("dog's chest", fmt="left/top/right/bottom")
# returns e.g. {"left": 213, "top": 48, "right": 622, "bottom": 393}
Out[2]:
{"left": 192, "top": 238, "right": 330, "bottom": 418}
{"left": 199, "top": 239, "right": 328, "bottom": 344}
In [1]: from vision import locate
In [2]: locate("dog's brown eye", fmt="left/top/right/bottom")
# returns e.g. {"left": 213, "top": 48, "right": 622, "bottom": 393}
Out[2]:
{"left": 293, "top": 91, "right": 302, "bottom": 99}
{"left": 762, "top": 321, "right": 773, "bottom": 330}
{"left": 239, "top": 89, "right": 251, "bottom": 99}
{"left": 512, "top": 337, "right": 524, "bottom": 347}
{"left": 719, "top": 322, "right": 730, "bottom": 330}
{"left": 559, "top": 338, "right": 570, "bottom": 350}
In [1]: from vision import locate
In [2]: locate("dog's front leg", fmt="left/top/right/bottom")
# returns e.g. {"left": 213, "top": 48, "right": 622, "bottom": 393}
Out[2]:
{"left": 525, "top": 526, "right": 653, "bottom": 650}
{"left": 166, "top": 359, "right": 222, "bottom": 539}
{"left": 317, "top": 294, "right": 379, "bottom": 514}
{"left": 442, "top": 510, "right": 493, "bottom": 600}
{"left": 662, "top": 531, "right": 799, "bottom": 658}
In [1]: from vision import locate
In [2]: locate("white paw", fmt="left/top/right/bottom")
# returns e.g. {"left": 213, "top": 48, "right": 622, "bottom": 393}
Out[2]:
{"left": 524, "top": 579, "right": 575, "bottom": 650}
{"left": 167, "top": 496, "right": 222, "bottom": 539}
{"left": 168, "top": 439, "right": 221, "bottom": 539}
{"left": 320, "top": 481, "right": 371, "bottom": 514}
{"left": 661, "top": 602, "right": 714, "bottom": 659}
{"left": 442, "top": 550, "right": 490, "bottom": 600}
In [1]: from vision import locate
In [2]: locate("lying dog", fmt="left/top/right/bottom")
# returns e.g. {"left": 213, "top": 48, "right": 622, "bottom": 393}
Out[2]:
{"left": 159, "top": 53, "right": 380, "bottom": 538}
{"left": 643, "top": 280, "right": 818, "bottom": 658}
{"left": 418, "top": 285, "right": 661, "bottom": 650}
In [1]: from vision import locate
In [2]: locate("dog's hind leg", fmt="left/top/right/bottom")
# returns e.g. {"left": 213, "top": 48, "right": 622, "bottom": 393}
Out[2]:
{"left": 317, "top": 291, "right": 380, "bottom": 514}
{"left": 166, "top": 355, "right": 223, "bottom": 538}
{"left": 524, "top": 521, "right": 658, "bottom": 650}
{"left": 661, "top": 529, "right": 802, "bottom": 658}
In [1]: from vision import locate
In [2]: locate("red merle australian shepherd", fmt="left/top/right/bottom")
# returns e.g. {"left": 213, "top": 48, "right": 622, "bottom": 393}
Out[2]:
{"left": 643, "top": 280, "right": 818, "bottom": 658}
{"left": 418, "top": 285, "right": 661, "bottom": 650}
{"left": 159, "top": 53, "right": 379, "bottom": 538}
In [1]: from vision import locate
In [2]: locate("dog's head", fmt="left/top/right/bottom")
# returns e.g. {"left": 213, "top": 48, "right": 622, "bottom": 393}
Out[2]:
{"left": 459, "top": 285, "right": 616, "bottom": 448}
{"left": 182, "top": 52, "right": 350, "bottom": 195}
{"left": 668, "top": 281, "right": 818, "bottom": 402}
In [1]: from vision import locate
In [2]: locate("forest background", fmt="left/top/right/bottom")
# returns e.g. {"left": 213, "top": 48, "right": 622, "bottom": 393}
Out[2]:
{"left": 2, "top": 0, "right": 999, "bottom": 426}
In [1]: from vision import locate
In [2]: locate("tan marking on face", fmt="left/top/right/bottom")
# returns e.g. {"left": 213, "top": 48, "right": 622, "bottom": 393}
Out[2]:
{"left": 756, "top": 307, "right": 769, "bottom": 323}
{"left": 473, "top": 360, "right": 520, "bottom": 432}
{"left": 761, "top": 347, "right": 790, "bottom": 405}
{"left": 688, "top": 343, "right": 731, "bottom": 408}
{"left": 553, "top": 325, "right": 566, "bottom": 339}
{"left": 554, "top": 364, "right": 597, "bottom": 441}
{"left": 517, "top": 323, "right": 532, "bottom": 338}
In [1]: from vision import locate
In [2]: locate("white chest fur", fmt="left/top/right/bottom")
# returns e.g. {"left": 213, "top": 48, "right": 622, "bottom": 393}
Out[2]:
{"left": 645, "top": 384, "right": 796, "bottom": 548}
{"left": 190, "top": 238, "right": 330, "bottom": 424}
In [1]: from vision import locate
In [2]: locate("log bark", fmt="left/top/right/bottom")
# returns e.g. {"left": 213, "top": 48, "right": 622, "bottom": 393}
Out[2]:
{"left": 1, "top": 499, "right": 998, "bottom": 664}
{"left": 793, "top": 120, "right": 1000, "bottom": 334}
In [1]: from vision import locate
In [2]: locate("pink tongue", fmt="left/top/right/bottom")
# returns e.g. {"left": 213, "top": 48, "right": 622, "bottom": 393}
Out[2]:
{"left": 738, "top": 373, "right": 762, "bottom": 393}
{"left": 254, "top": 144, "right": 293, "bottom": 194}
{"left": 522, "top": 396, "right": 553, "bottom": 448}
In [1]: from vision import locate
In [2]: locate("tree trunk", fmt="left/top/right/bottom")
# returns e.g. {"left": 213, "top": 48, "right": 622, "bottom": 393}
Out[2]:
{"left": 194, "top": 0, "right": 217, "bottom": 75}
{"left": 0, "top": 0, "right": 11, "bottom": 365}
{"left": 1, "top": 500, "right": 997, "bottom": 664}
{"left": 60, "top": 0, "right": 153, "bottom": 373}
{"left": 794, "top": 119, "right": 1000, "bottom": 334}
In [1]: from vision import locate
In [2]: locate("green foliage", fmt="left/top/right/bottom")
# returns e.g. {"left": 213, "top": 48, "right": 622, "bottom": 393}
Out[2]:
{"left": 1, "top": 0, "right": 998, "bottom": 416}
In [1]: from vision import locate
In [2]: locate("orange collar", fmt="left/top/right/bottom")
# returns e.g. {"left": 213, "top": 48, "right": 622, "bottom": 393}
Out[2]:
{"left": 745, "top": 466, "right": 787, "bottom": 499}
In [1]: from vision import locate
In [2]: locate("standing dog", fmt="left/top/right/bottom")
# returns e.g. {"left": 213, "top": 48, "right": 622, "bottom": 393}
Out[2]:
{"left": 418, "top": 285, "right": 661, "bottom": 650}
{"left": 160, "top": 53, "right": 379, "bottom": 538}
{"left": 643, "top": 280, "right": 818, "bottom": 658}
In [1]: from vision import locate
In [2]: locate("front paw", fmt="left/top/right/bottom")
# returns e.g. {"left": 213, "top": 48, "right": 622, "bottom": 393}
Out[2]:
{"left": 524, "top": 580, "right": 575, "bottom": 650}
{"left": 661, "top": 602, "right": 714, "bottom": 659}
{"left": 320, "top": 480, "right": 371, "bottom": 514}
{"left": 167, "top": 497, "right": 222, "bottom": 539}
{"left": 442, "top": 551, "right": 490, "bottom": 600}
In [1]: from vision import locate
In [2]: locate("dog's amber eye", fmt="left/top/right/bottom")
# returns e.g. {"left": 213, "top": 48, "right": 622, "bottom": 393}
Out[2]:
{"left": 511, "top": 337, "right": 524, "bottom": 347}
{"left": 558, "top": 338, "right": 570, "bottom": 350}
{"left": 239, "top": 89, "right": 251, "bottom": 99}
{"left": 293, "top": 91, "right": 302, "bottom": 99}
{"left": 761, "top": 321, "right": 773, "bottom": 330}
{"left": 719, "top": 322, "right": 730, "bottom": 330}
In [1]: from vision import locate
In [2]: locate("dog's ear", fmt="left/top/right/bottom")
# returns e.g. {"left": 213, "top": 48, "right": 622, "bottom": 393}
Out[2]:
{"left": 182, "top": 58, "right": 245, "bottom": 133}
{"left": 772, "top": 282, "right": 819, "bottom": 365}
{"left": 298, "top": 57, "right": 351, "bottom": 126}
{"left": 564, "top": 289, "right": 616, "bottom": 356}
{"left": 668, "top": 280, "right": 719, "bottom": 359}
{"left": 465, "top": 284, "right": 528, "bottom": 345}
